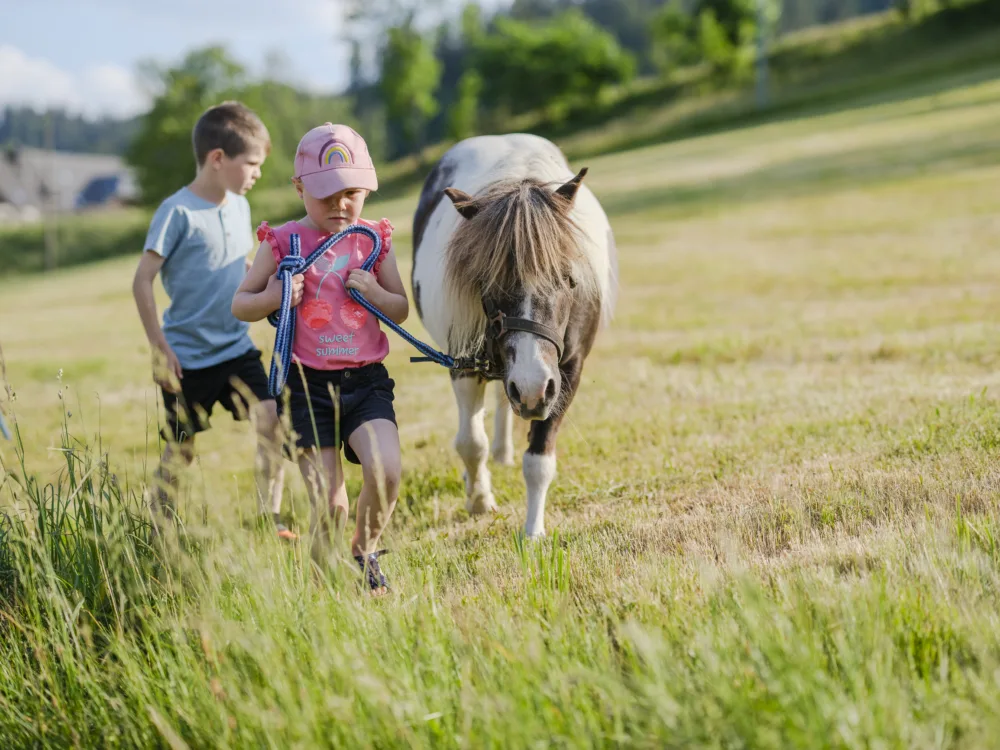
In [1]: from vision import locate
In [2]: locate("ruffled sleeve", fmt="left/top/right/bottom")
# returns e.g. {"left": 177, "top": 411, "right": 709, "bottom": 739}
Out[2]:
{"left": 371, "top": 217, "right": 394, "bottom": 278}
{"left": 256, "top": 221, "right": 283, "bottom": 264}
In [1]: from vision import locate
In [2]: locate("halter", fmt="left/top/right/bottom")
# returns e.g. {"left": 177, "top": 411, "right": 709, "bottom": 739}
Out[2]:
{"left": 268, "top": 223, "right": 565, "bottom": 393}
{"left": 480, "top": 298, "right": 565, "bottom": 379}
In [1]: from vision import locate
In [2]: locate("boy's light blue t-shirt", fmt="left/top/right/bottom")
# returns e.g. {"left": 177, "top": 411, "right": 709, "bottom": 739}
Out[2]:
{"left": 144, "top": 187, "right": 256, "bottom": 369}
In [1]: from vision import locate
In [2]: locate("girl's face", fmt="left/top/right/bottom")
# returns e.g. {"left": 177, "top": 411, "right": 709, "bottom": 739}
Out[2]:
{"left": 296, "top": 180, "right": 367, "bottom": 234}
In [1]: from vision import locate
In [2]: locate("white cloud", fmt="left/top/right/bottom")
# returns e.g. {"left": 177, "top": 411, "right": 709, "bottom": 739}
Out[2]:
{"left": 0, "top": 44, "right": 148, "bottom": 119}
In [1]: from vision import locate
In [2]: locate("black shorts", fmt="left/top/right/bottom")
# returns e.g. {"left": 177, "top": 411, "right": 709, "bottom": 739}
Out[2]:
{"left": 161, "top": 348, "right": 272, "bottom": 443}
{"left": 280, "top": 362, "right": 396, "bottom": 465}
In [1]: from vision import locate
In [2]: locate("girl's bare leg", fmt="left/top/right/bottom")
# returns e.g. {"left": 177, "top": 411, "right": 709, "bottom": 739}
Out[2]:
{"left": 297, "top": 447, "right": 348, "bottom": 563}
{"left": 346, "top": 419, "right": 401, "bottom": 557}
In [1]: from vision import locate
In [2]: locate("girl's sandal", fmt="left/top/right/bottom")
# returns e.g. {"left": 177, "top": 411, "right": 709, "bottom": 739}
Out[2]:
{"left": 355, "top": 549, "right": 390, "bottom": 596}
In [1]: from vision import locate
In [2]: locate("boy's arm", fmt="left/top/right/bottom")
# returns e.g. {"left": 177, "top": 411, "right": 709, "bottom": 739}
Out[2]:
{"left": 346, "top": 250, "right": 409, "bottom": 325}
{"left": 232, "top": 241, "right": 304, "bottom": 322}
{"left": 132, "top": 250, "right": 182, "bottom": 393}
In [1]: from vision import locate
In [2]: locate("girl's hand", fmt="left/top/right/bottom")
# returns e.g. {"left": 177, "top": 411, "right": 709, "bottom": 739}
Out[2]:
{"left": 265, "top": 272, "right": 305, "bottom": 308}
{"left": 346, "top": 269, "right": 380, "bottom": 299}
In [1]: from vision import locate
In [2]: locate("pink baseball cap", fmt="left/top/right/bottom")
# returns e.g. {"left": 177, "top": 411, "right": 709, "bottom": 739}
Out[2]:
{"left": 293, "top": 123, "right": 378, "bottom": 198}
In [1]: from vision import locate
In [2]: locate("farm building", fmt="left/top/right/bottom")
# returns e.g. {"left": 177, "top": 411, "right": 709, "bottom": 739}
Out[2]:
{"left": 0, "top": 146, "right": 137, "bottom": 225}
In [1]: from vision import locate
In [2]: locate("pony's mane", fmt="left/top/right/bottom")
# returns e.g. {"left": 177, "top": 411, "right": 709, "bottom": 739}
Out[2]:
{"left": 445, "top": 177, "right": 600, "bottom": 356}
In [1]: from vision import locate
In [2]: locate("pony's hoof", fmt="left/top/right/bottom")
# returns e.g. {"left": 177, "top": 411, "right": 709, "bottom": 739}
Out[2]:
{"left": 491, "top": 448, "right": 515, "bottom": 467}
{"left": 523, "top": 525, "right": 545, "bottom": 540}
{"left": 466, "top": 489, "right": 498, "bottom": 515}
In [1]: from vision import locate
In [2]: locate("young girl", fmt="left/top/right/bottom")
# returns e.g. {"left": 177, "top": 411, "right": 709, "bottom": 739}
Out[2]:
{"left": 232, "top": 123, "right": 408, "bottom": 595}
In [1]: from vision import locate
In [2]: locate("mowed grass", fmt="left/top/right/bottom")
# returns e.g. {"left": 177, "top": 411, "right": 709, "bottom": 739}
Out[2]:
{"left": 4, "top": 73, "right": 1000, "bottom": 747}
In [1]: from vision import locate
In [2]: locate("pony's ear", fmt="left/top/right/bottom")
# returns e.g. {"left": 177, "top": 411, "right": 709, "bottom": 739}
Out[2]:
{"left": 554, "top": 168, "right": 588, "bottom": 205}
{"left": 444, "top": 187, "right": 480, "bottom": 220}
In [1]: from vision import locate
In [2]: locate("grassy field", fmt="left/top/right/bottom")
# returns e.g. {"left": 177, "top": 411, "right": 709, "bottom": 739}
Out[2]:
{"left": 3, "top": 68, "right": 1000, "bottom": 747}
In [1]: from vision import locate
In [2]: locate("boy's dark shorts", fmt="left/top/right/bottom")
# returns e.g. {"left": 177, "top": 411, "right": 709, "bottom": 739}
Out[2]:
{"left": 280, "top": 363, "right": 396, "bottom": 465}
{"left": 161, "top": 348, "right": 271, "bottom": 443}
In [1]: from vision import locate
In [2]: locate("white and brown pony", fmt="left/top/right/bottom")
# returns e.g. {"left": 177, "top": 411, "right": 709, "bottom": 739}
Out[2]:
{"left": 411, "top": 134, "right": 617, "bottom": 538}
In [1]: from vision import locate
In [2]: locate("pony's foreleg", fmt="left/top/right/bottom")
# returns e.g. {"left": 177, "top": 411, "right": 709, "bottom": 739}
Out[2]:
{"left": 491, "top": 381, "right": 515, "bottom": 466}
{"left": 452, "top": 375, "right": 498, "bottom": 515}
{"left": 522, "top": 360, "right": 582, "bottom": 539}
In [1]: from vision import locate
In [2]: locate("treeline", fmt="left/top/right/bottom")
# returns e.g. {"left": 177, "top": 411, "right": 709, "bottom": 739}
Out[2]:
{"left": 347, "top": 0, "right": 902, "bottom": 159}
{"left": 0, "top": 107, "right": 138, "bottom": 155}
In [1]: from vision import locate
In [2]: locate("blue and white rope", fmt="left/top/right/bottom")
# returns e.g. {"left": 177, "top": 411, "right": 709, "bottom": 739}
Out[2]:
{"left": 267, "top": 223, "right": 455, "bottom": 397}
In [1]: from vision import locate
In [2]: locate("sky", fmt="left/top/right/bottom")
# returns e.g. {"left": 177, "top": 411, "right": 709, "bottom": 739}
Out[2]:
{"left": 0, "top": 0, "right": 508, "bottom": 120}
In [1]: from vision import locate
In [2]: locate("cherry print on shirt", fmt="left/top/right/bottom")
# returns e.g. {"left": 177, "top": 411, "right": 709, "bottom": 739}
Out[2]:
{"left": 340, "top": 300, "right": 366, "bottom": 329}
{"left": 301, "top": 299, "right": 334, "bottom": 329}
{"left": 305, "top": 245, "right": 369, "bottom": 331}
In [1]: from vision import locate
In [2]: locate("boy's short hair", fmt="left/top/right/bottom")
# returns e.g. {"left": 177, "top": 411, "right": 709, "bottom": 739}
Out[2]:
{"left": 192, "top": 101, "right": 271, "bottom": 165}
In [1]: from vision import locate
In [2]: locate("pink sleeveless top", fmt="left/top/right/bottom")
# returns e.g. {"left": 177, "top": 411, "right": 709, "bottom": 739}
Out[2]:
{"left": 257, "top": 217, "right": 393, "bottom": 371}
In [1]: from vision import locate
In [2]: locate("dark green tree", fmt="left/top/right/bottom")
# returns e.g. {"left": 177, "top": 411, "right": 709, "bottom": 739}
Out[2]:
{"left": 474, "top": 10, "right": 636, "bottom": 120}
{"left": 379, "top": 23, "right": 443, "bottom": 154}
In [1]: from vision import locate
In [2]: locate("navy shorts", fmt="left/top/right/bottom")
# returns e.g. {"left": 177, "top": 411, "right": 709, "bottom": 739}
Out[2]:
{"left": 161, "top": 348, "right": 271, "bottom": 443}
{"left": 280, "top": 363, "right": 396, "bottom": 465}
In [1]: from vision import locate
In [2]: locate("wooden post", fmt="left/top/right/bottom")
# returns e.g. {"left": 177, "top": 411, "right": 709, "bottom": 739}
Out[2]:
{"left": 755, "top": 0, "right": 770, "bottom": 110}
{"left": 42, "top": 112, "right": 59, "bottom": 271}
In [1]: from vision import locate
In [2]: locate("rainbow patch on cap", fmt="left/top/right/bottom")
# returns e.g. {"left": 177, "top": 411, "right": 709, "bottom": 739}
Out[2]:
{"left": 319, "top": 140, "right": 352, "bottom": 166}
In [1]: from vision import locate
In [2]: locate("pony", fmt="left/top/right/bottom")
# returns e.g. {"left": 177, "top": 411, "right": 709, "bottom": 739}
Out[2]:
{"left": 411, "top": 134, "right": 617, "bottom": 538}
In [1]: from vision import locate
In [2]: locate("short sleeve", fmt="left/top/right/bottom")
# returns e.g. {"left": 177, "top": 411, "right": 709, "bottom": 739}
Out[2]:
{"left": 144, "top": 202, "right": 187, "bottom": 259}
{"left": 256, "top": 221, "right": 277, "bottom": 246}
{"left": 371, "top": 217, "right": 394, "bottom": 278}
{"left": 256, "top": 221, "right": 283, "bottom": 264}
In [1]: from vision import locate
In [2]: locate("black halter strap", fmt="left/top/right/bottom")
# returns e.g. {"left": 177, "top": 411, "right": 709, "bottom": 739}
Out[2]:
{"left": 483, "top": 298, "right": 565, "bottom": 362}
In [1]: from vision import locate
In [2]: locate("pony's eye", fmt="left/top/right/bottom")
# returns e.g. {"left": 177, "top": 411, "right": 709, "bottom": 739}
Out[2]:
{"left": 565, "top": 275, "right": 577, "bottom": 289}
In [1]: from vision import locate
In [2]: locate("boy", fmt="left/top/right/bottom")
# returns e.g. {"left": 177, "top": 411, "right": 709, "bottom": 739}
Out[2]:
{"left": 132, "top": 101, "right": 294, "bottom": 540}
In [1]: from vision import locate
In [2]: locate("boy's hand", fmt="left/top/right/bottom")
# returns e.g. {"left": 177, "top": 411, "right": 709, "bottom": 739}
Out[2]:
{"left": 265, "top": 273, "right": 305, "bottom": 309}
{"left": 346, "top": 269, "right": 380, "bottom": 299}
{"left": 153, "top": 344, "right": 183, "bottom": 394}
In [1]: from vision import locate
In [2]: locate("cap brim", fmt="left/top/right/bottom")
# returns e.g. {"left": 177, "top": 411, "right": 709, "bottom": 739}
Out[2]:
{"left": 299, "top": 168, "right": 378, "bottom": 198}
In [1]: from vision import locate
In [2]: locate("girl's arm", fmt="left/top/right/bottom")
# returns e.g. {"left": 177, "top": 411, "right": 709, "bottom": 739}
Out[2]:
{"left": 346, "top": 250, "right": 409, "bottom": 324}
{"left": 232, "top": 241, "right": 303, "bottom": 322}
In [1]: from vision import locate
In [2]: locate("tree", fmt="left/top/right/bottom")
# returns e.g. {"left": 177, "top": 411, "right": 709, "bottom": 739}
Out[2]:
{"left": 447, "top": 70, "right": 482, "bottom": 142}
{"left": 651, "top": 0, "right": 779, "bottom": 86}
{"left": 126, "top": 47, "right": 244, "bottom": 205}
{"left": 508, "top": 0, "right": 667, "bottom": 73}
{"left": 694, "top": 0, "right": 755, "bottom": 49}
{"left": 652, "top": 2, "right": 701, "bottom": 73}
{"left": 379, "top": 23, "right": 442, "bottom": 155}
{"left": 694, "top": 0, "right": 780, "bottom": 53}
{"left": 696, "top": 9, "right": 750, "bottom": 84}
{"left": 473, "top": 10, "right": 636, "bottom": 121}
{"left": 340, "top": 0, "right": 444, "bottom": 85}
{"left": 460, "top": 2, "right": 485, "bottom": 49}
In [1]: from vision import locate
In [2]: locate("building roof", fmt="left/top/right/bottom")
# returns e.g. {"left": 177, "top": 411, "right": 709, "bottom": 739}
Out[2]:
{"left": 0, "top": 147, "right": 136, "bottom": 213}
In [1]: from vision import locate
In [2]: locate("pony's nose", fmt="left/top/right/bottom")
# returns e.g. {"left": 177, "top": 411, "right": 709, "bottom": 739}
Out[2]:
{"left": 507, "top": 382, "right": 521, "bottom": 407}
{"left": 508, "top": 378, "right": 557, "bottom": 419}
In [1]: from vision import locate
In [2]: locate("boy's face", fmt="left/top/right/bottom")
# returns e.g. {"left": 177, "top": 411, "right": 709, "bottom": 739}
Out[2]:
{"left": 208, "top": 144, "right": 266, "bottom": 195}
{"left": 297, "top": 181, "right": 367, "bottom": 234}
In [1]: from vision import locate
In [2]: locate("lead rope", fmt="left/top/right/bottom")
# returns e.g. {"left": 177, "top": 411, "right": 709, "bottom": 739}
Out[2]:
{"left": 268, "top": 223, "right": 459, "bottom": 398}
